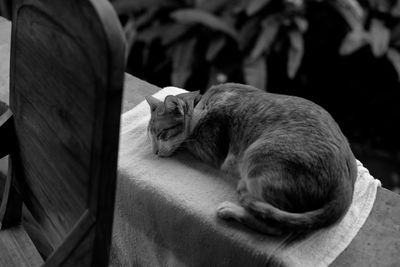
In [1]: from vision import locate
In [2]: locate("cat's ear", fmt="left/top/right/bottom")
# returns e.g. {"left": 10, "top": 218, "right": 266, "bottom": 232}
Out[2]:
{"left": 164, "top": 95, "right": 185, "bottom": 115}
{"left": 145, "top": 96, "right": 162, "bottom": 112}
{"left": 190, "top": 91, "right": 202, "bottom": 107}
{"left": 177, "top": 91, "right": 202, "bottom": 109}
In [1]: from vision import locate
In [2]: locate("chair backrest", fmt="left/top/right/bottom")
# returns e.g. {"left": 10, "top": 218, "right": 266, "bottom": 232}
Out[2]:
{"left": 9, "top": 0, "right": 125, "bottom": 265}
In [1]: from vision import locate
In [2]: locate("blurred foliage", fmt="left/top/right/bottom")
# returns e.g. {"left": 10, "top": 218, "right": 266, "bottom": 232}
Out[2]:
{"left": 112, "top": 0, "right": 400, "bottom": 186}
{"left": 339, "top": 0, "right": 400, "bottom": 76}
{"left": 111, "top": 0, "right": 400, "bottom": 92}
{"left": 0, "top": 0, "right": 11, "bottom": 19}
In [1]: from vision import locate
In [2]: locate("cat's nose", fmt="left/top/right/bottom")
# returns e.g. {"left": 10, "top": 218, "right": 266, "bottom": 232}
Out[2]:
{"left": 153, "top": 147, "right": 159, "bottom": 155}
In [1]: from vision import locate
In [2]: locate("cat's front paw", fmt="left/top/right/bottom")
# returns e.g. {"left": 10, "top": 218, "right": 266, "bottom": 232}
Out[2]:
{"left": 217, "top": 201, "right": 245, "bottom": 220}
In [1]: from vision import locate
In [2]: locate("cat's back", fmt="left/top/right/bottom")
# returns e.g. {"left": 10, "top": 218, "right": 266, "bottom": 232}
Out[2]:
{"left": 200, "top": 83, "right": 265, "bottom": 108}
{"left": 202, "top": 83, "right": 321, "bottom": 113}
{"left": 201, "top": 83, "right": 349, "bottom": 151}
{"left": 202, "top": 83, "right": 336, "bottom": 129}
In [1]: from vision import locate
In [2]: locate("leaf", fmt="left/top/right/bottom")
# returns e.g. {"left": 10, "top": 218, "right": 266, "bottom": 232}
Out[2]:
{"left": 195, "top": 0, "right": 230, "bottom": 12}
{"left": 246, "top": 0, "right": 272, "bottom": 16}
{"left": 206, "top": 37, "right": 226, "bottom": 61}
{"left": 170, "top": 8, "right": 239, "bottom": 41}
{"left": 161, "top": 24, "right": 193, "bottom": 46}
{"left": 137, "top": 24, "right": 171, "bottom": 44}
{"left": 233, "top": 0, "right": 248, "bottom": 14}
{"left": 285, "top": 0, "right": 304, "bottom": 9}
{"left": 135, "top": 7, "right": 159, "bottom": 28}
{"left": 391, "top": 23, "right": 400, "bottom": 47}
{"left": 293, "top": 16, "right": 308, "bottom": 33}
{"left": 369, "top": 18, "right": 390, "bottom": 57}
{"left": 341, "top": 0, "right": 364, "bottom": 19}
{"left": 243, "top": 57, "right": 267, "bottom": 91}
{"left": 287, "top": 30, "right": 303, "bottom": 79}
{"left": 238, "top": 17, "right": 261, "bottom": 51}
{"left": 392, "top": 0, "right": 400, "bottom": 17}
{"left": 371, "top": 0, "right": 392, "bottom": 13}
{"left": 170, "top": 38, "right": 197, "bottom": 87}
{"left": 339, "top": 28, "right": 368, "bottom": 55}
{"left": 111, "top": 0, "right": 166, "bottom": 14}
{"left": 124, "top": 16, "right": 137, "bottom": 60}
{"left": 387, "top": 48, "right": 400, "bottom": 81}
{"left": 331, "top": 0, "right": 364, "bottom": 31}
{"left": 250, "top": 16, "right": 280, "bottom": 59}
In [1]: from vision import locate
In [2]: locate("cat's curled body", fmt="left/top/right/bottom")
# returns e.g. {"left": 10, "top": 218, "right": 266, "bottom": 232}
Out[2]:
{"left": 146, "top": 83, "right": 357, "bottom": 235}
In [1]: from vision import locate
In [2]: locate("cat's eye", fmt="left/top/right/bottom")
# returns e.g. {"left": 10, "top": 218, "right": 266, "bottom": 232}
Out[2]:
{"left": 157, "top": 125, "right": 181, "bottom": 140}
{"left": 158, "top": 130, "right": 168, "bottom": 140}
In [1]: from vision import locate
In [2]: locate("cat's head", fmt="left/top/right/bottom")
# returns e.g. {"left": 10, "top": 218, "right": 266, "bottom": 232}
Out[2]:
{"left": 145, "top": 91, "right": 201, "bottom": 157}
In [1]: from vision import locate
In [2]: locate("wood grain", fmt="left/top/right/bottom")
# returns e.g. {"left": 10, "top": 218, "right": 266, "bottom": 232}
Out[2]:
{"left": 0, "top": 226, "right": 43, "bottom": 267}
{"left": 11, "top": 0, "right": 96, "bottom": 245}
{"left": 21, "top": 205, "right": 53, "bottom": 259}
{"left": 59, "top": 226, "right": 95, "bottom": 267}
{"left": 84, "top": 0, "right": 126, "bottom": 265}
{"left": 44, "top": 209, "right": 94, "bottom": 266}
{"left": 1, "top": 0, "right": 125, "bottom": 266}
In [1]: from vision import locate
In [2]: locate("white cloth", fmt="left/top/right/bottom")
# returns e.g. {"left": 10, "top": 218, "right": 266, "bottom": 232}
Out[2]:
{"left": 110, "top": 86, "right": 381, "bottom": 267}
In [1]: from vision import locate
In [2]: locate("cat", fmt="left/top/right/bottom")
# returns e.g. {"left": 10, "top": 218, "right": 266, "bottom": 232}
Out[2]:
{"left": 145, "top": 83, "right": 357, "bottom": 235}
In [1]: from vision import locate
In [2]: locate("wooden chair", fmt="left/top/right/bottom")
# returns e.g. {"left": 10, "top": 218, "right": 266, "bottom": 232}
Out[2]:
{"left": 0, "top": 0, "right": 125, "bottom": 266}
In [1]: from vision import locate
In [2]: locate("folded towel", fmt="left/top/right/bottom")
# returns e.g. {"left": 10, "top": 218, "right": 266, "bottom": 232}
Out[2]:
{"left": 110, "top": 86, "right": 381, "bottom": 267}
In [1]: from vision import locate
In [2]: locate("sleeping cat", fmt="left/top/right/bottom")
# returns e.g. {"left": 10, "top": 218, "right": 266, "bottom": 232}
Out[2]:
{"left": 145, "top": 83, "right": 357, "bottom": 235}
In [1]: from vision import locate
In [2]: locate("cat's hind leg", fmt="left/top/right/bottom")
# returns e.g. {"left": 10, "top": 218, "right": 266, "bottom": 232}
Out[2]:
{"left": 220, "top": 152, "right": 240, "bottom": 177}
{"left": 217, "top": 179, "right": 283, "bottom": 235}
{"left": 217, "top": 201, "right": 283, "bottom": 235}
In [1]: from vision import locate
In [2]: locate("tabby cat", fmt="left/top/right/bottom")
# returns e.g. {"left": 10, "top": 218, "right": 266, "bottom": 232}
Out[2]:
{"left": 145, "top": 83, "right": 357, "bottom": 235}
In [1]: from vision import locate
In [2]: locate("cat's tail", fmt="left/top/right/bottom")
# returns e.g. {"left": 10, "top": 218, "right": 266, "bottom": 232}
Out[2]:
{"left": 240, "top": 178, "right": 355, "bottom": 231}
